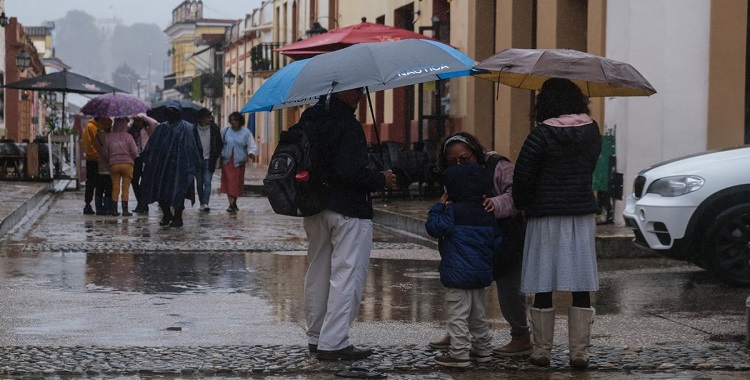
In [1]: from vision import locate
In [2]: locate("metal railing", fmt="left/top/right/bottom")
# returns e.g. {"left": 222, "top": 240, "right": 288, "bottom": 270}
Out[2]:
{"left": 250, "top": 43, "right": 285, "bottom": 73}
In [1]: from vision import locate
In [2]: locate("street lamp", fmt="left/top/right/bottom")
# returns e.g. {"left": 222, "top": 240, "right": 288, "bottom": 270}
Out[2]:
{"left": 223, "top": 69, "right": 236, "bottom": 88}
{"left": 0, "top": 12, "right": 9, "bottom": 27}
{"left": 305, "top": 21, "right": 327, "bottom": 38}
{"left": 15, "top": 50, "right": 31, "bottom": 72}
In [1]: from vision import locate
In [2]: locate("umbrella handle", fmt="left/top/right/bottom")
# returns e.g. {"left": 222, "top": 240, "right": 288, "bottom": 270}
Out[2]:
{"left": 365, "top": 87, "right": 385, "bottom": 168}
{"left": 365, "top": 87, "right": 388, "bottom": 204}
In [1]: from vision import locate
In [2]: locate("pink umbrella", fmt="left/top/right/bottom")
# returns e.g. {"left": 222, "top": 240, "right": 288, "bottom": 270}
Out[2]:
{"left": 81, "top": 93, "right": 150, "bottom": 118}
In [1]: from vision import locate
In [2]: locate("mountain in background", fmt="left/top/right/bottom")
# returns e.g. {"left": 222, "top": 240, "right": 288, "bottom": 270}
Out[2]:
{"left": 48, "top": 10, "right": 168, "bottom": 96}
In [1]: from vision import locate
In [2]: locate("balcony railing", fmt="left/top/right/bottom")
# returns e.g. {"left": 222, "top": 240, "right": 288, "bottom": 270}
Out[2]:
{"left": 250, "top": 43, "right": 284, "bottom": 73}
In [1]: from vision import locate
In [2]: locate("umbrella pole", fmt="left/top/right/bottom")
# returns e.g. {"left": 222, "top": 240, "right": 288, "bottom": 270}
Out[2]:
{"left": 365, "top": 87, "right": 387, "bottom": 204}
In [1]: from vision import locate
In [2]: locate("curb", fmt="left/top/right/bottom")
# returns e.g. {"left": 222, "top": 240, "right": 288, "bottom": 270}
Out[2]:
{"left": 0, "top": 182, "right": 53, "bottom": 238}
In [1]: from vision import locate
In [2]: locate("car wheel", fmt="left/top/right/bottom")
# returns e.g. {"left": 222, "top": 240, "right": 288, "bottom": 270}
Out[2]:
{"left": 702, "top": 203, "right": 750, "bottom": 287}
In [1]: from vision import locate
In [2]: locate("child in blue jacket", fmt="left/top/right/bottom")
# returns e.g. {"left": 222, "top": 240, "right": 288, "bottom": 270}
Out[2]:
{"left": 425, "top": 162, "right": 502, "bottom": 367}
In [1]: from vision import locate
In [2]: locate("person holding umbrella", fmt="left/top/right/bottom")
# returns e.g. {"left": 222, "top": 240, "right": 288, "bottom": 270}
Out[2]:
{"left": 139, "top": 100, "right": 202, "bottom": 228}
{"left": 513, "top": 78, "right": 602, "bottom": 369}
{"left": 301, "top": 89, "right": 397, "bottom": 361}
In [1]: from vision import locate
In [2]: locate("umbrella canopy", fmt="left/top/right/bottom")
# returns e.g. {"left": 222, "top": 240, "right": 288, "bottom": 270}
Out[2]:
{"left": 472, "top": 48, "right": 656, "bottom": 97}
{"left": 2, "top": 70, "right": 122, "bottom": 94}
{"left": 148, "top": 99, "right": 205, "bottom": 124}
{"left": 242, "top": 39, "right": 474, "bottom": 113}
{"left": 276, "top": 21, "right": 446, "bottom": 60}
{"left": 80, "top": 93, "right": 150, "bottom": 118}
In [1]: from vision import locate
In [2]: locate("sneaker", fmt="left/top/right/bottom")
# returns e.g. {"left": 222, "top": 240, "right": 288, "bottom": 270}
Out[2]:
{"left": 198, "top": 204, "right": 206, "bottom": 211}
{"left": 227, "top": 206, "right": 235, "bottom": 213}
{"left": 434, "top": 354, "right": 470, "bottom": 368}
{"left": 469, "top": 351, "right": 492, "bottom": 363}
{"left": 83, "top": 205, "right": 95, "bottom": 215}
{"left": 317, "top": 345, "right": 373, "bottom": 361}
{"left": 203, "top": 206, "right": 210, "bottom": 212}
{"left": 428, "top": 334, "right": 450, "bottom": 349}
{"left": 493, "top": 332, "right": 533, "bottom": 357}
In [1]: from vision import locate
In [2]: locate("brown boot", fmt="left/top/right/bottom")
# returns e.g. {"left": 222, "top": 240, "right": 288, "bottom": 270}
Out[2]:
{"left": 493, "top": 331, "right": 533, "bottom": 356}
{"left": 428, "top": 334, "right": 450, "bottom": 349}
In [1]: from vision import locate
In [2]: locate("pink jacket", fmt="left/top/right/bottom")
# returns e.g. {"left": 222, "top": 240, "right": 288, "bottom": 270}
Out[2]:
{"left": 103, "top": 118, "right": 138, "bottom": 166}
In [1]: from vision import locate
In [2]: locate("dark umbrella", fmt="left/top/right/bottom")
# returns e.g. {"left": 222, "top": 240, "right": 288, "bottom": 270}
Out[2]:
{"left": 2, "top": 70, "right": 123, "bottom": 179}
{"left": 148, "top": 99, "right": 205, "bottom": 124}
{"left": 3, "top": 70, "right": 123, "bottom": 128}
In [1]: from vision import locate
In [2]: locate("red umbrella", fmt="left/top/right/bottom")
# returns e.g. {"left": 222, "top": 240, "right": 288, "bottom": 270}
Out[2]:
{"left": 276, "top": 21, "right": 446, "bottom": 60}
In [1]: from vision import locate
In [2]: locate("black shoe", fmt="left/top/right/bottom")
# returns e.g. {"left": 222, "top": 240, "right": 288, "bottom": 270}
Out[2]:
{"left": 83, "top": 205, "right": 95, "bottom": 215}
{"left": 169, "top": 218, "right": 183, "bottom": 228}
{"left": 308, "top": 344, "right": 318, "bottom": 353}
{"left": 317, "top": 345, "right": 373, "bottom": 361}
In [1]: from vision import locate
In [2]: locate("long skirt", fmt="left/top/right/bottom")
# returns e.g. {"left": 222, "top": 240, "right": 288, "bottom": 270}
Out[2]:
{"left": 220, "top": 154, "right": 245, "bottom": 198}
{"left": 520, "top": 214, "right": 599, "bottom": 294}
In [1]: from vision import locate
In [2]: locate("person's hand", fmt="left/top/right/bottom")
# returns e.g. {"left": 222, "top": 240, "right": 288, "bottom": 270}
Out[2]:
{"left": 248, "top": 153, "right": 256, "bottom": 161}
{"left": 440, "top": 193, "right": 449, "bottom": 204}
{"left": 483, "top": 197, "right": 494, "bottom": 213}
{"left": 382, "top": 169, "right": 397, "bottom": 189}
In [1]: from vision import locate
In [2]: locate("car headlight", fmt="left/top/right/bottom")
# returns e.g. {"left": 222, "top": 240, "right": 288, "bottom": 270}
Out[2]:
{"left": 646, "top": 175, "right": 704, "bottom": 197}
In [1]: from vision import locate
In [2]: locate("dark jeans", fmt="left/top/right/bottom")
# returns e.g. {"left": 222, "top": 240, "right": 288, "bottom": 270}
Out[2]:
{"left": 495, "top": 264, "right": 530, "bottom": 339}
{"left": 85, "top": 160, "right": 99, "bottom": 204}
{"left": 131, "top": 157, "right": 144, "bottom": 204}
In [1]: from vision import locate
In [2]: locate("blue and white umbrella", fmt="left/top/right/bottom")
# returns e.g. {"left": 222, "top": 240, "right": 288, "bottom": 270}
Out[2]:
{"left": 241, "top": 39, "right": 475, "bottom": 113}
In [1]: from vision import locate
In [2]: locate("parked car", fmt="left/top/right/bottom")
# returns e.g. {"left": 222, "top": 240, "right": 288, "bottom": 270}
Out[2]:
{"left": 622, "top": 146, "right": 750, "bottom": 286}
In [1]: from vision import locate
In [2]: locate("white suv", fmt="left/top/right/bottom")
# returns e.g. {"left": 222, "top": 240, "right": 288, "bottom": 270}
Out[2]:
{"left": 622, "top": 146, "right": 750, "bottom": 286}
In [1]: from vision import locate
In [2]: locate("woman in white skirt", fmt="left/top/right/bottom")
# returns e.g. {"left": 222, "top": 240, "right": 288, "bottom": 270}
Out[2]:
{"left": 512, "top": 78, "right": 602, "bottom": 369}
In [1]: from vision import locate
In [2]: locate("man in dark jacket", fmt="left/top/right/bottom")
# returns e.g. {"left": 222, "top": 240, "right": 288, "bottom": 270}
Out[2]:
{"left": 301, "top": 88, "right": 397, "bottom": 361}
{"left": 195, "top": 108, "right": 223, "bottom": 211}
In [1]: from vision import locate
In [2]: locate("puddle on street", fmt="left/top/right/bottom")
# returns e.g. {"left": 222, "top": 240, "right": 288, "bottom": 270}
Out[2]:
{"left": 0, "top": 247, "right": 747, "bottom": 325}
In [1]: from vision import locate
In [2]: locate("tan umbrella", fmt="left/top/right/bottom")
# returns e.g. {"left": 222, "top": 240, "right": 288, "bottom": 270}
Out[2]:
{"left": 472, "top": 48, "right": 656, "bottom": 97}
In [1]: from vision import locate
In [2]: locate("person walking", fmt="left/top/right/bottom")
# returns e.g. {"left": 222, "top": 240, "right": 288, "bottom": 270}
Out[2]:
{"left": 513, "top": 78, "right": 602, "bottom": 369}
{"left": 426, "top": 162, "right": 501, "bottom": 368}
{"left": 81, "top": 117, "right": 112, "bottom": 215}
{"left": 195, "top": 108, "right": 222, "bottom": 212}
{"left": 102, "top": 117, "right": 138, "bottom": 216}
{"left": 429, "top": 132, "right": 532, "bottom": 357}
{"left": 219, "top": 111, "right": 258, "bottom": 213}
{"left": 140, "top": 100, "right": 202, "bottom": 228}
{"left": 300, "top": 89, "right": 396, "bottom": 361}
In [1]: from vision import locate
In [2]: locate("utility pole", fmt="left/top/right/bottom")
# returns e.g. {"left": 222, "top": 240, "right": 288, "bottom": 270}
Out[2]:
{"left": 147, "top": 53, "right": 151, "bottom": 100}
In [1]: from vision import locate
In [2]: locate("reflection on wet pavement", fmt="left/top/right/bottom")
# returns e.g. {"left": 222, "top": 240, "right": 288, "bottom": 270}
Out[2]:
{"left": 1, "top": 249, "right": 747, "bottom": 329}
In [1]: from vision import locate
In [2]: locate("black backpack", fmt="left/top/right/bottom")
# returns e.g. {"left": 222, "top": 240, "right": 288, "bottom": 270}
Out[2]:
{"left": 263, "top": 118, "right": 331, "bottom": 216}
{"left": 484, "top": 154, "right": 526, "bottom": 276}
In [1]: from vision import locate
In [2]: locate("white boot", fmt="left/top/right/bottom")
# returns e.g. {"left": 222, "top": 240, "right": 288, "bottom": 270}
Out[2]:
{"left": 568, "top": 306, "right": 595, "bottom": 369}
{"left": 529, "top": 307, "right": 555, "bottom": 366}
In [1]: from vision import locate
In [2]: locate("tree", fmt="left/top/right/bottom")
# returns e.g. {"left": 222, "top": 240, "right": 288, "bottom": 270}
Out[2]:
{"left": 112, "top": 64, "right": 140, "bottom": 94}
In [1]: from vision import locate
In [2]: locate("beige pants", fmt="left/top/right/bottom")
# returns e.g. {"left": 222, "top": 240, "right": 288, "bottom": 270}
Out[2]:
{"left": 303, "top": 209, "right": 372, "bottom": 351}
{"left": 445, "top": 287, "right": 493, "bottom": 359}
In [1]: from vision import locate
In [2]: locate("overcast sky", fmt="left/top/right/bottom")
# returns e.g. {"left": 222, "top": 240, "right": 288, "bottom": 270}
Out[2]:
{"left": 7, "top": 0, "right": 264, "bottom": 30}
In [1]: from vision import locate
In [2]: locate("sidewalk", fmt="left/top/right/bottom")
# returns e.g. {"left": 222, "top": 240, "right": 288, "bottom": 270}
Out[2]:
{"left": 243, "top": 164, "right": 642, "bottom": 258}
